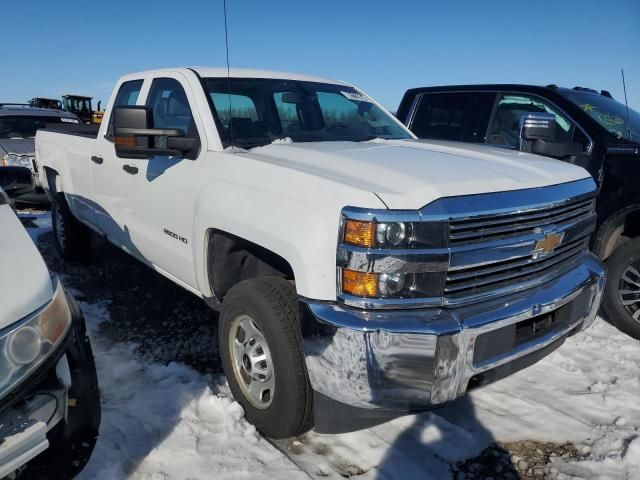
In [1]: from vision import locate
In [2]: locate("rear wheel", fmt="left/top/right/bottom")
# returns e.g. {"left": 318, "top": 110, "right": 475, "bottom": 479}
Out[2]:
{"left": 219, "top": 277, "right": 313, "bottom": 438}
{"left": 51, "top": 193, "right": 92, "bottom": 261}
{"left": 603, "top": 237, "right": 640, "bottom": 339}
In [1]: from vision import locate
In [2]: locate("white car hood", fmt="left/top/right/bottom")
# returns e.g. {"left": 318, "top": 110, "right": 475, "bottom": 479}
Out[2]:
{"left": 0, "top": 204, "right": 52, "bottom": 329}
{"left": 246, "top": 139, "right": 592, "bottom": 209}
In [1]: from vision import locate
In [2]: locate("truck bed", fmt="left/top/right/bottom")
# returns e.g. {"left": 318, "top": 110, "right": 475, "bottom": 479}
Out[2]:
{"left": 35, "top": 128, "right": 97, "bottom": 201}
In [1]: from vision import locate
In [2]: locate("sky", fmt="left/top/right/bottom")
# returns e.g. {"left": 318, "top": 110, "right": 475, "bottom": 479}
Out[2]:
{"left": 3, "top": 0, "right": 639, "bottom": 112}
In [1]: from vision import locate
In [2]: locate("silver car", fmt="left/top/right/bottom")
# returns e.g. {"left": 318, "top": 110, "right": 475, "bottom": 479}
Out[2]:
{"left": 0, "top": 104, "right": 81, "bottom": 204}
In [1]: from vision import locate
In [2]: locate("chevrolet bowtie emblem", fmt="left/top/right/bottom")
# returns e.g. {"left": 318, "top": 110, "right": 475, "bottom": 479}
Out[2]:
{"left": 532, "top": 231, "right": 564, "bottom": 259}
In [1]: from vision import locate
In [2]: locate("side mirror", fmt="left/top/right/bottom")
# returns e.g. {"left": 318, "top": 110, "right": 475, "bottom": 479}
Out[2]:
{"left": 113, "top": 106, "right": 200, "bottom": 159}
{"left": 519, "top": 112, "right": 557, "bottom": 146}
{"left": 519, "top": 112, "right": 584, "bottom": 159}
{"left": 0, "top": 166, "right": 34, "bottom": 199}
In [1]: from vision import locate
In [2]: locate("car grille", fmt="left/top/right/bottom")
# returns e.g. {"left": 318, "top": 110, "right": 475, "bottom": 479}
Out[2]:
{"left": 448, "top": 196, "right": 594, "bottom": 246}
{"left": 443, "top": 195, "right": 596, "bottom": 303}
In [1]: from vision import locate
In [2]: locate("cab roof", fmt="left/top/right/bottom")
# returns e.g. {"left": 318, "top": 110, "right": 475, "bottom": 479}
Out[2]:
{"left": 122, "top": 67, "right": 351, "bottom": 87}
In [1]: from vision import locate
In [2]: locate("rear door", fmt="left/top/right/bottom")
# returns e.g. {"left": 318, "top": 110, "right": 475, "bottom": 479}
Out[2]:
{"left": 407, "top": 92, "right": 495, "bottom": 143}
{"left": 90, "top": 78, "right": 145, "bottom": 244}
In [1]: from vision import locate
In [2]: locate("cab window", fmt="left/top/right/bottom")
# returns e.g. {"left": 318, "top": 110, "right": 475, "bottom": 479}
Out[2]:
{"left": 410, "top": 92, "right": 494, "bottom": 142}
{"left": 107, "top": 79, "right": 143, "bottom": 138}
{"left": 146, "top": 78, "right": 197, "bottom": 136}
{"left": 487, "top": 93, "right": 589, "bottom": 149}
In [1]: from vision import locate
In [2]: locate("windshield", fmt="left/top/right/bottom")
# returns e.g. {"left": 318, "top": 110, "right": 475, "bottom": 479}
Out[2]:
{"left": 0, "top": 116, "right": 79, "bottom": 139}
{"left": 203, "top": 78, "right": 411, "bottom": 148}
{"left": 562, "top": 91, "right": 640, "bottom": 142}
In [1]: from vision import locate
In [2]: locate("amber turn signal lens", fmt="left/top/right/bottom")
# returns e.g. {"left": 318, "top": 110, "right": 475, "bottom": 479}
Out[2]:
{"left": 342, "top": 269, "right": 378, "bottom": 297}
{"left": 114, "top": 135, "right": 136, "bottom": 146}
{"left": 343, "top": 220, "right": 376, "bottom": 248}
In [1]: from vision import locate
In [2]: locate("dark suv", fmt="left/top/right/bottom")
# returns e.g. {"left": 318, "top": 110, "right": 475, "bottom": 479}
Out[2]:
{"left": 398, "top": 84, "right": 640, "bottom": 339}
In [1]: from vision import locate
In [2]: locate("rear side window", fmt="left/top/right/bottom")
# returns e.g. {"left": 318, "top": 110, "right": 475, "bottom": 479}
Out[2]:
{"left": 146, "top": 78, "right": 196, "bottom": 135}
{"left": 107, "top": 79, "right": 143, "bottom": 138}
{"left": 410, "top": 92, "right": 494, "bottom": 143}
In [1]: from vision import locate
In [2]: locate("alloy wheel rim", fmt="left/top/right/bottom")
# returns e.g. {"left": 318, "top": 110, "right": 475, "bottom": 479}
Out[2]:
{"left": 228, "top": 314, "right": 275, "bottom": 409}
{"left": 619, "top": 263, "right": 640, "bottom": 323}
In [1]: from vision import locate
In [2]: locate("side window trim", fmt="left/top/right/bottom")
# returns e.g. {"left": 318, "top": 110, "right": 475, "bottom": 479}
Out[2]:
{"left": 485, "top": 90, "right": 593, "bottom": 154}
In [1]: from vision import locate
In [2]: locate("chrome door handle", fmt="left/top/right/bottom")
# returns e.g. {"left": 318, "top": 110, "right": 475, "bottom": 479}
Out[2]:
{"left": 91, "top": 155, "right": 103, "bottom": 165}
{"left": 122, "top": 164, "right": 138, "bottom": 175}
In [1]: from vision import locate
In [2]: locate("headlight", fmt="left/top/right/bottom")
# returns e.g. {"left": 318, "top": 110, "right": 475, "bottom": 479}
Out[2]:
{"left": 0, "top": 278, "right": 72, "bottom": 396}
{"left": 343, "top": 218, "right": 446, "bottom": 249}
{"left": 2, "top": 154, "right": 33, "bottom": 168}
{"left": 338, "top": 209, "right": 448, "bottom": 307}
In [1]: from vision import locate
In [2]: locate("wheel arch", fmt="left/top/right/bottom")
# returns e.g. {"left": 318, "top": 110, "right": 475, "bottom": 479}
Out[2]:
{"left": 594, "top": 204, "right": 640, "bottom": 260}
{"left": 205, "top": 228, "right": 297, "bottom": 302}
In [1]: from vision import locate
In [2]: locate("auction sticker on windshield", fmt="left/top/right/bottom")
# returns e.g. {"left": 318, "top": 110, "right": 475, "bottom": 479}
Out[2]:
{"left": 341, "top": 91, "right": 371, "bottom": 102}
{"left": 60, "top": 118, "right": 80, "bottom": 124}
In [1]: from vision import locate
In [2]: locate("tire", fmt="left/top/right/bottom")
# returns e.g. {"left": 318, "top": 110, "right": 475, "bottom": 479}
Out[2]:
{"left": 219, "top": 276, "right": 313, "bottom": 438}
{"left": 51, "top": 192, "right": 92, "bottom": 261}
{"left": 603, "top": 237, "right": 640, "bottom": 340}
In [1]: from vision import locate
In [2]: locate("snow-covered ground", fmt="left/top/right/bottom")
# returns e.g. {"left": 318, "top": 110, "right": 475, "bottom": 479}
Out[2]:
{"left": 21, "top": 211, "right": 640, "bottom": 480}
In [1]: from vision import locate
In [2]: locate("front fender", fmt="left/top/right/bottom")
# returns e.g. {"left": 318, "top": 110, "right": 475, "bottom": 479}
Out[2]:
{"left": 191, "top": 154, "right": 385, "bottom": 300}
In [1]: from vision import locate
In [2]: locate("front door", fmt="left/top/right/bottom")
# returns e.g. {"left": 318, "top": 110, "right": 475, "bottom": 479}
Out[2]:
{"left": 114, "top": 74, "right": 205, "bottom": 288}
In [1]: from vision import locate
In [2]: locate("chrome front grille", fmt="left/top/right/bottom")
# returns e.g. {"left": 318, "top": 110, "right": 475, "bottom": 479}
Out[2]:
{"left": 448, "top": 196, "right": 594, "bottom": 246}
{"left": 445, "top": 236, "right": 590, "bottom": 302}
{"left": 442, "top": 191, "right": 596, "bottom": 304}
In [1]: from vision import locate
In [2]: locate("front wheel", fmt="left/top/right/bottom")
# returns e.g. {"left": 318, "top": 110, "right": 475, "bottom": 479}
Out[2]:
{"left": 219, "top": 277, "right": 313, "bottom": 438}
{"left": 603, "top": 237, "right": 640, "bottom": 339}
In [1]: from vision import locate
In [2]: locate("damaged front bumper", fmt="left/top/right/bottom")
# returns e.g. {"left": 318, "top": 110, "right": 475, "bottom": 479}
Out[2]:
{"left": 300, "top": 254, "right": 605, "bottom": 431}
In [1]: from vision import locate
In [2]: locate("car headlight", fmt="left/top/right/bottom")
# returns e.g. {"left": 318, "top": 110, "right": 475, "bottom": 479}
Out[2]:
{"left": 0, "top": 278, "right": 72, "bottom": 396}
{"left": 338, "top": 209, "right": 448, "bottom": 307}
{"left": 2, "top": 154, "right": 32, "bottom": 168}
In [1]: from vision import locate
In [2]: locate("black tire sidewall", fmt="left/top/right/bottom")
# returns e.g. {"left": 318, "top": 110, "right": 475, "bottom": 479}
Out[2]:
{"left": 51, "top": 196, "right": 67, "bottom": 255}
{"left": 51, "top": 193, "right": 91, "bottom": 261}
{"left": 220, "top": 278, "right": 311, "bottom": 438}
{"left": 603, "top": 237, "right": 640, "bottom": 339}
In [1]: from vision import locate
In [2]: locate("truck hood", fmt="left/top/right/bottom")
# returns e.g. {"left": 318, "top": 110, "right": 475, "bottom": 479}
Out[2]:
{"left": 0, "top": 138, "right": 35, "bottom": 156}
{"left": 0, "top": 204, "right": 52, "bottom": 329}
{"left": 245, "top": 139, "right": 592, "bottom": 209}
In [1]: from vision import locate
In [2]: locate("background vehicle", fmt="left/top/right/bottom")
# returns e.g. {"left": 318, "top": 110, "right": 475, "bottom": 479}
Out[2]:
{"left": 29, "top": 97, "right": 63, "bottom": 110}
{"left": 36, "top": 68, "right": 604, "bottom": 438}
{"left": 0, "top": 167, "right": 100, "bottom": 479}
{"left": 0, "top": 103, "right": 81, "bottom": 204}
{"left": 398, "top": 84, "right": 640, "bottom": 339}
{"left": 62, "top": 95, "right": 104, "bottom": 124}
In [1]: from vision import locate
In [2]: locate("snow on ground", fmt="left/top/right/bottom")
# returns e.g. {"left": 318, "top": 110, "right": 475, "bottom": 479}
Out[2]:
{"left": 76, "top": 300, "right": 308, "bottom": 480}
{"left": 18, "top": 210, "right": 640, "bottom": 479}
{"left": 275, "top": 319, "right": 640, "bottom": 480}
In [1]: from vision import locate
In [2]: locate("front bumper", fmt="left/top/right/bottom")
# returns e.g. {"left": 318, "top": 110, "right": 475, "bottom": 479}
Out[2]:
{"left": 0, "top": 362, "right": 69, "bottom": 479}
{"left": 300, "top": 253, "right": 605, "bottom": 413}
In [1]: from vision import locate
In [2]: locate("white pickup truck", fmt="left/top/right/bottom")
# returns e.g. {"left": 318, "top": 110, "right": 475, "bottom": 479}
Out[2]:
{"left": 36, "top": 67, "right": 605, "bottom": 438}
